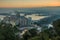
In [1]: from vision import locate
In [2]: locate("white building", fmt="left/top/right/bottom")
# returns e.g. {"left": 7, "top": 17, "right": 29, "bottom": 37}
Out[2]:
{"left": 3, "top": 12, "right": 32, "bottom": 27}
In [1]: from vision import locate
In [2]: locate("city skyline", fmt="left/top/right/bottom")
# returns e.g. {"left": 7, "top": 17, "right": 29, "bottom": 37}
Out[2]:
{"left": 0, "top": 0, "right": 60, "bottom": 8}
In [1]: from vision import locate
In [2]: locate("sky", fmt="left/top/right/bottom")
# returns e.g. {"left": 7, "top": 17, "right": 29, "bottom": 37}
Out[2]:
{"left": 0, "top": 0, "right": 60, "bottom": 8}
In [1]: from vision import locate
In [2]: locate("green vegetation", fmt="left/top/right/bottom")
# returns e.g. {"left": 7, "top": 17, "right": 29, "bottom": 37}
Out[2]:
{"left": 0, "top": 22, "right": 19, "bottom": 40}
{"left": 0, "top": 19, "right": 60, "bottom": 40}
{"left": 27, "top": 19, "right": 60, "bottom": 40}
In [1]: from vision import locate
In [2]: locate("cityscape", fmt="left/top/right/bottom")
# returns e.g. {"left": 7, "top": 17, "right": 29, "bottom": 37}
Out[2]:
{"left": 0, "top": 0, "right": 60, "bottom": 40}
{"left": 0, "top": 7, "right": 60, "bottom": 40}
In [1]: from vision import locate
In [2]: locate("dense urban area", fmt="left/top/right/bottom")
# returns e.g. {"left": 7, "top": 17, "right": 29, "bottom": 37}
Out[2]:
{"left": 0, "top": 8, "right": 60, "bottom": 40}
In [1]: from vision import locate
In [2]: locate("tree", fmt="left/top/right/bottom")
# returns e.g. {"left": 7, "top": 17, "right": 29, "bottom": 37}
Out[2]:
{"left": 53, "top": 19, "right": 60, "bottom": 40}
{"left": 29, "top": 28, "right": 37, "bottom": 37}
{"left": 0, "top": 22, "right": 17, "bottom": 40}
{"left": 53, "top": 19, "right": 60, "bottom": 36}
{"left": 22, "top": 28, "right": 37, "bottom": 40}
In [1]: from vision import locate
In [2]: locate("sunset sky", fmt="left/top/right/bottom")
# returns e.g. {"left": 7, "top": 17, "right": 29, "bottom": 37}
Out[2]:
{"left": 0, "top": 0, "right": 60, "bottom": 8}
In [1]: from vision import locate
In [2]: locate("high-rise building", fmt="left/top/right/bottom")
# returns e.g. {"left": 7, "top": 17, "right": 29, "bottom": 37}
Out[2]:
{"left": 3, "top": 11, "right": 32, "bottom": 27}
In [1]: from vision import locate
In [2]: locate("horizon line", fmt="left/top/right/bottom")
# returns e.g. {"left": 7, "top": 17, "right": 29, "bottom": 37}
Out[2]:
{"left": 0, "top": 6, "right": 60, "bottom": 8}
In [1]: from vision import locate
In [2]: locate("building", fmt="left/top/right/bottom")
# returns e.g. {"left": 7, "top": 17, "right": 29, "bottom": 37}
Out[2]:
{"left": 2, "top": 11, "right": 32, "bottom": 27}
